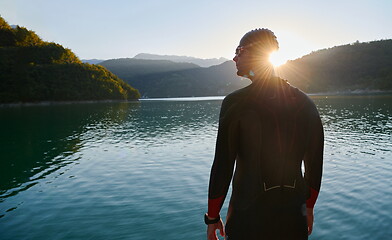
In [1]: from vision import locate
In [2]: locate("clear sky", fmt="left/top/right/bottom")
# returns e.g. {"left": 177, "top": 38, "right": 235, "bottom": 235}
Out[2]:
{"left": 1, "top": 0, "right": 391, "bottom": 64}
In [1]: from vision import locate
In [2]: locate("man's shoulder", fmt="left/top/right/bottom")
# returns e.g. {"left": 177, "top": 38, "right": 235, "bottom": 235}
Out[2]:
{"left": 219, "top": 85, "right": 251, "bottom": 114}
{"left": 277, "top": 77, "right": 320, "bottom": 114}
{"left": 280, "top": 77, "right": 314, "bottom": 104}
{"left": 289, "top": 84, "right": 320, "bottom": 116}
{"left": 223, "top": 85, "right": 251, "bottom": 103}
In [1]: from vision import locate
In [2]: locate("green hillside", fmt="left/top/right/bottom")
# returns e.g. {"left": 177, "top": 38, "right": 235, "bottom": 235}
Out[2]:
{"left": 0, "top": 16, "right": 140, "bottom": 103}
{"left": 278, "top": 40, "right": 392, "bottom": 93}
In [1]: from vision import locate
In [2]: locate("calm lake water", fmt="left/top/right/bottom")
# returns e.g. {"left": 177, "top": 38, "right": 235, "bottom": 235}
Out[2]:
{"left": 0, "top": 96, "right": 391, "bottom": 240}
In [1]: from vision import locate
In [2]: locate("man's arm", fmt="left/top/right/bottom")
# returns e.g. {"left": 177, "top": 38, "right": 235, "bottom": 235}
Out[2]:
{"left": 304, "top": 110, "right": 324, "bottom": 208}
{"left": 208, "top": 97, "right": 239, "bottom": 215}
{"left": 206, "top": 97, "right": 239, "bottom": 239}
{"left": 304, "top": 105, "right": 324, "bottom": 235}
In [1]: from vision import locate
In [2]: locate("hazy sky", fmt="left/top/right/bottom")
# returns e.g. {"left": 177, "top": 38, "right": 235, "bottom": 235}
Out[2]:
{"left": 1, "top": 0, "right": 391, "bottom": 63}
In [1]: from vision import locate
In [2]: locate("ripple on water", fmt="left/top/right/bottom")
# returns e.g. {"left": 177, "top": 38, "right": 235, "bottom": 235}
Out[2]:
{"left": 1, "top": 97, "right": 392, "bottom": 240}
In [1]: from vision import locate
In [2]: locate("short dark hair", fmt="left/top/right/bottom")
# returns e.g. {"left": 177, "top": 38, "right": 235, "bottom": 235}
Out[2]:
{"left": 239, "top": 28, "right": 279, "bottom": 55}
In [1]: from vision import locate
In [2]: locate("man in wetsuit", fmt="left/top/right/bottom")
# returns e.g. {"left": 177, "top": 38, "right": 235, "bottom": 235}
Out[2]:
{"left": 205, "top": 29, "right": 324, "bottom": 240}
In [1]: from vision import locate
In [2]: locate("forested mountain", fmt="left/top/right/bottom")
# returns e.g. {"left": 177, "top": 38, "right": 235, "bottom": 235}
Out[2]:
{"left": 132, "top": 61, "right": 250, "bottom": 98}
{"left": 100, "top": 58, "right": 200, "bottom": 78}
{"left": 102, "top": 40, "right": 391, "bottom": 98}
{"left": 101, "top": 59, "right": 250, "bottom": 98}
{"left": 277, "top": 40, "right": 392, "bottom": 93}
{"left": 0, "top": 16, "right": 140, "bottom": 103}
{"left": 133, "top": 53, "right": 228, "bottom": 67}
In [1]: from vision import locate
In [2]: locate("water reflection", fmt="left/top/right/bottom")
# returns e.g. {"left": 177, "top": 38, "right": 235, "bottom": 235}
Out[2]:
{"left": 0, "top": 96, "right": 391, "bottom": 239}
{"left": 128, "top": 101, "right": 221, "bottom": 146}
{"left": 313, "top": 96, "right": 392, "bottom": 135}
{"left": 2, "top": 96, "right": 390, "bottom": 199}
{"left": 311, "top": 96, "right": 392, "bottom": 240}
{"left": 0, "top": 102, "right": 140, "bottom": 200}
{"left": 0, "top": 100, "right": 222, "bottom": 206}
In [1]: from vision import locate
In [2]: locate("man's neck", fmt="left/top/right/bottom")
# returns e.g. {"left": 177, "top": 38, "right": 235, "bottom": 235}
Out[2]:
{"left": 248, "top": 66, "right": 275, "bottom": 82}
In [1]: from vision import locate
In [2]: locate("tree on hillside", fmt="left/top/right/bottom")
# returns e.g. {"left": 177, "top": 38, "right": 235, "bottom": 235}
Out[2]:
{"left": 14, "top": 26, "right": 43, "bottom": 46}
{"left": 0, "top": 16, "right": 16, "bottom": 46}
{"left": 0, "top": 15, "right": 140, "bottom": 103}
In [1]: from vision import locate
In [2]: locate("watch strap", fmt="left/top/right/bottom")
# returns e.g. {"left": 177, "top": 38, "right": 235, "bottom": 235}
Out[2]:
{"left": 204, "top": 213, "right": 220, "bottom": 225}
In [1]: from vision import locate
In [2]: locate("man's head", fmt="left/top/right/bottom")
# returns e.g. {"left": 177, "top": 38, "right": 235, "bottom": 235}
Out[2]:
{"left": 233, "top": 28, "right": 279, "bottom": 79}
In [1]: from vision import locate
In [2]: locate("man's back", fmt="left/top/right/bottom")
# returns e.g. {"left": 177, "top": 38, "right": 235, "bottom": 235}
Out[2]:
{"left": 208, "top": 78, "right": 323, "bottom": 239}
{"left": 206, "top": 29, "right": 323, "bottom": 240}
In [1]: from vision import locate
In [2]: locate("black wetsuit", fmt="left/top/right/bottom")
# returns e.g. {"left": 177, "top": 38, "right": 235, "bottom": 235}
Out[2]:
{"left": 207, "top": 77, "right": 324, "bottom": 239}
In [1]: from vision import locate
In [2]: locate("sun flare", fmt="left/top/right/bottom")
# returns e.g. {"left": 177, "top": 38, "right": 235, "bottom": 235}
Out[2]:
{"left": 269, "top": 51, "right": 288, "bottom": 67}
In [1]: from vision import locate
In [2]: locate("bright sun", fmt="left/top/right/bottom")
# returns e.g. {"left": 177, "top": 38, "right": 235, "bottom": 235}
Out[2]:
{"left": 269, "top": 51, "right": 288, "bottom": 67}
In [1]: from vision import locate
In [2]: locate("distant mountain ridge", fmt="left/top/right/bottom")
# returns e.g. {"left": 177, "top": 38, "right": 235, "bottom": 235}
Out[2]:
{"left": 82, "top": 59, "right": 105, "bottom": 65}
{"left": 100, "top": 58, "right": 200, "bottom": 78}
{"left": 133, "top": 53, "right": 228, "bottom": 67}
{"left": 83, "top": 54, "right": 227, "bottom": 68}
{"left": 100, "top": 59, "right": 250, "bottom": 98}
{"left": 129, "top": 61, "right": 250, "bottom": 98}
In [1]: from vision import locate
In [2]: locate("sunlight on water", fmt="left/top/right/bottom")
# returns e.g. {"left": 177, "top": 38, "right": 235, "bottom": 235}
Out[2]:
{"left": 0, "top": 96, "right": 391, "bottom": 240}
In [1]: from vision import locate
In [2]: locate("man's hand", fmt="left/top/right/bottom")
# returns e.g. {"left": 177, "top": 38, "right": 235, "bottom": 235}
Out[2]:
{"left": 307, "top": 208, "right": 314, "bottom": 236}
{"left": 207, "top": 218, "right": 225, "bottom": 240}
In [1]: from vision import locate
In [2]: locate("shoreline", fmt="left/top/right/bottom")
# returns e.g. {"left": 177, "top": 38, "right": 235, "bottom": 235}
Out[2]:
{"left": 0, "top": 99, "right": 140, "bottom": 108}
{"left": 2, "top": 90, "right": 392, "bottom": 107}
{"left": 308, "top": 90, "right": 392, "bottom": 98}
{"left": 308, "top": 90, "right": 392, "bottom": 96}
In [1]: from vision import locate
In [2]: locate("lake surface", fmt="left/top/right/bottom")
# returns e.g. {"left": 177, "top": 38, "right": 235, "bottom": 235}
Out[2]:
{"left": 0, "top": 96, "right": 391, "bottom": 240}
